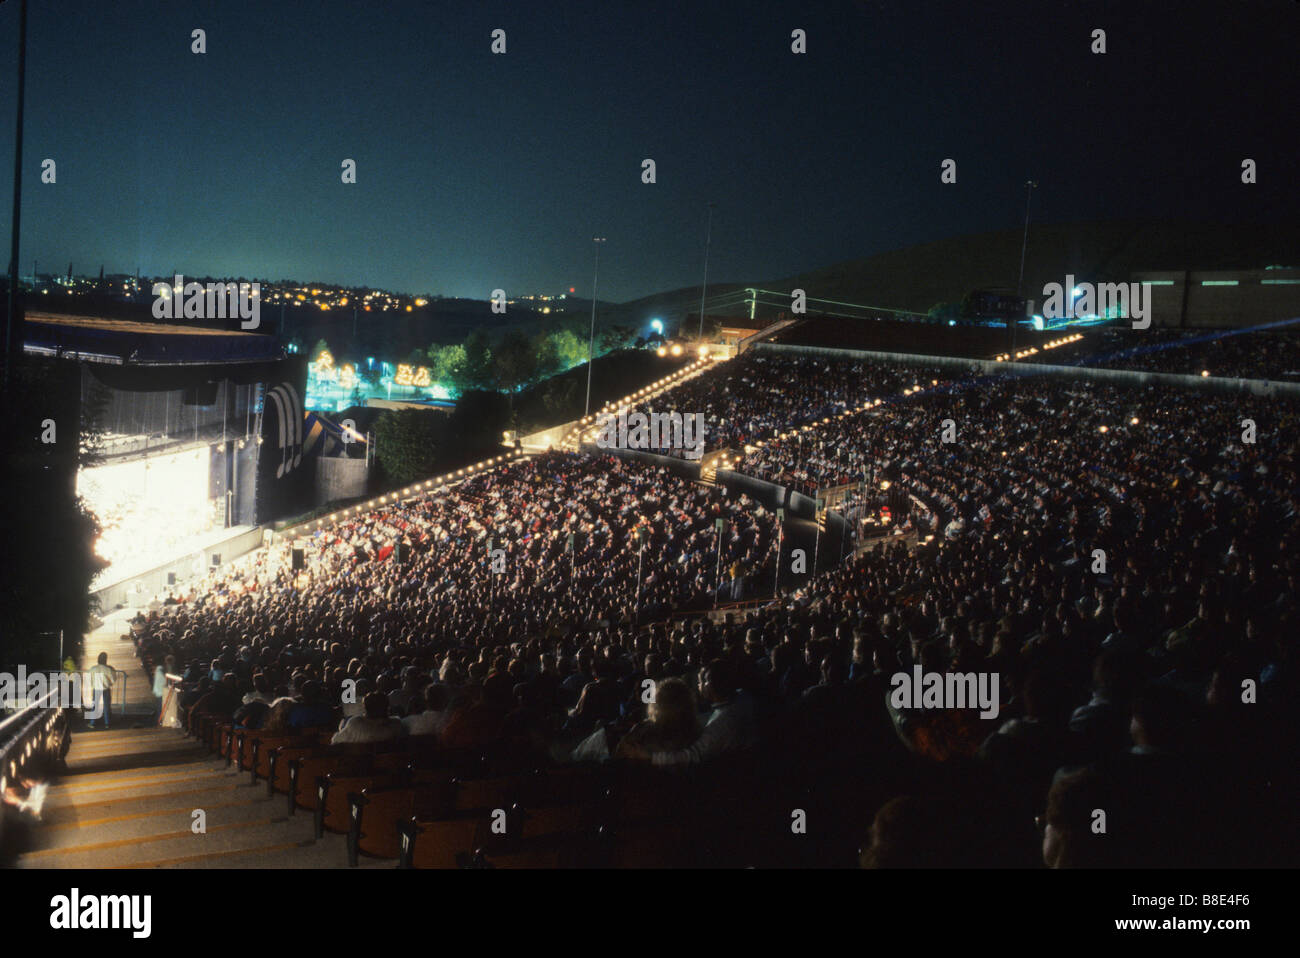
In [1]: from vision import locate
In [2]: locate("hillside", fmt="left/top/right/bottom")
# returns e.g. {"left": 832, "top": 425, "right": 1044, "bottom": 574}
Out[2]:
{"left": 606, "top": 220, "right": 1300, "bottom": 328}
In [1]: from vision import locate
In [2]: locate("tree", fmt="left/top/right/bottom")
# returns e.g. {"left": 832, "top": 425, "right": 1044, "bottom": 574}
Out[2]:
{"left": 552, "top": 328, "right": 588, "bottom": 369}
{"left": 494, "top": 328, "right": 538, "bottom": 394}
{"left": 534, "top": 330, "right": 562, "bottom": 380}
{"left": 444, "top": 390, "right": 510, "bottom": 463}
{"left": 373, "top": 407, "right": 443, "bottom": 487}
{"left": 0, "top": 358, "right": 107, "bottom": 668}
{"left": 540, "top": 375, "right": 579, "bottom": 420}
{"left": 461, "top": 330, "right": 494, "bottom": 392}
{"left": 534, "top": 327, "right": 588, "bottom": 380}
{"left": 598, "top": 324, "right": 635, "bottom": 354}
{"left": 429, "top": 343, "right": 468, "bottom": 393}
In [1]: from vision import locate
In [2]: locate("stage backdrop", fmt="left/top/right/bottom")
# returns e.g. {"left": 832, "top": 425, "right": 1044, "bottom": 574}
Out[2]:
{"left": 252, "top": 357, "right": 310, "bottom": 523}
{"left": 83, "top": 355, "right": 311, "bottom": 527}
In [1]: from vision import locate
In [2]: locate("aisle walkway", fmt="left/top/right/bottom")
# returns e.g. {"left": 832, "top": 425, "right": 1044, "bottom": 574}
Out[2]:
{"left": 78, "top": 609, "right": 156, "bottom": 715}
{"left": 13, "top": 728, "right": 384, "bottom": 869}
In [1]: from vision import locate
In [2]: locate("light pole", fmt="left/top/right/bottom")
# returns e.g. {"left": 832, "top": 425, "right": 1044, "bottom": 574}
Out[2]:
{"left": 813, "top": 496, "right": 825, "bottom": 574}
{"left": 713, "top": 517, "right": 725, "bottom": 608}
{"left": 773, "top": 507, "right": 784, "bottom": 597}
{"left": 633, "top": 526, "right": 646, "bottom": 626}
{"left": 1012, "top": 180, "right": 1037, "bottom": 362}
{"left": 697, "top": 203, "right": 715, "bottom": 341}
{"left": 5, "top": 0, "right": 29, "bottom": 393}
{"left": 584, "top": 236, "right": 606, "bottom": 418}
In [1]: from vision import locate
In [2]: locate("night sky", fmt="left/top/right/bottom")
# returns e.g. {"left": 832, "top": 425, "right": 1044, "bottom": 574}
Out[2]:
{"left": 1, "top": 0, "right": 1296, "bottom": 303}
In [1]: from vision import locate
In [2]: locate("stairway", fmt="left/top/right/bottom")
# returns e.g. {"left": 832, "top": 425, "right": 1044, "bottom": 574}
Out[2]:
{"left": 13, "top": 728, "right": 385, "bottom": 869}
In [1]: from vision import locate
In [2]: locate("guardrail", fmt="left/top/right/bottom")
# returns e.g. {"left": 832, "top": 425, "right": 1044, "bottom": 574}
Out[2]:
{"left": 0, "top": 685, "right": 72, "bottom": 846}
{"left": 754, "top": 339, "right": 1300, "bottom": 396}
{"left": 276, "top": 448, "right": 531, "bottom": 542}
{"left": 737, "top": 317, "right": 797, "bottom": 352}
{"left": 563, "top": 357, "right": 715, "bottom": 449}
{"left": 0, "top": 669, "right": 128, "bottom": 717}
{"left": 68, "top": 669, "right": 129, "bottom": 718}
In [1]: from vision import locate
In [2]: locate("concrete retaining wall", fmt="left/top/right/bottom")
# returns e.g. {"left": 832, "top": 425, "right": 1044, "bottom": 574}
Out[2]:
{"left": 92, "top": 525, "right": 267, "bottom": 612}
{"left": 315, "top": 455, "right": 369, "bottom": 507}
{"left": 754, "top": 342, "right": 1300, "bottom": 397}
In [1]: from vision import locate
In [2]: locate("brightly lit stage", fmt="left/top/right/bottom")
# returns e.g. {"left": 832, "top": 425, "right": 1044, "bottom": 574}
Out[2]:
{"left": 89, "top": 523, "right": 265, "bottom": 612}
{"left": 24, "top": 312, "right": 312, "bottom": 610}
{"left": 80, "top": 437, "right": 263, "bottom": 609}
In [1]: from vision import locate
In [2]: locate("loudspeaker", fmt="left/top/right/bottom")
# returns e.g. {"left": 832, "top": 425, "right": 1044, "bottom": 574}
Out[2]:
{"left": 211, "top": 554, "right": 221, "bottom": 567}
{"left": 396, "top": 541, "right": 410, "bottom": 564}
{"left": 291, "top": 548, "right": 305, "bottom": 571}
{"left": 167, "top": 572, "right": 176, "bottom": 586}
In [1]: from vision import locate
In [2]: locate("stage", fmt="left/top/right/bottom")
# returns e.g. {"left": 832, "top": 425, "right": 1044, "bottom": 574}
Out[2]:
{"left": 90, "top": 523, "right": 265, "bottom": 612}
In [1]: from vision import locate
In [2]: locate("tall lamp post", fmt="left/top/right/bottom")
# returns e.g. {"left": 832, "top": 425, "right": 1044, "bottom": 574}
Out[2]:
{"left": 632, "top": 525, "right": 647, "bottom": 627}
{"left": 5, "top": 0, "right": 29, "bottom": 393}
{"left": 713, "top": 517, "right": 725, "bottom": 608}
{"left": 584, "top": 236, "right": 606, "bottom": 418}
{"left": 1012, "top": 180, "right": 1037, "bottom": 362}
{"left": 696, "top": 203, "right": 715, "bottom": 341}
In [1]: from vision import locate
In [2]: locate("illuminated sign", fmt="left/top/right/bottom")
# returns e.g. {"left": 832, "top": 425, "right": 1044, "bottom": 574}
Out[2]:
{"left": 395, "top": 364, "right": 432, "bottom": 387}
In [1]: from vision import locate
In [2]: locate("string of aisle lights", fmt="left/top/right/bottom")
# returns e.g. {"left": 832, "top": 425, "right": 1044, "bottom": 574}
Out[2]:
{"left": 282, "top": 448, "right": 528, "bottom": 539}
{"left": 568, "top": 357, "right": 718, "bottom": 447}
{"left": 994, "top": 333, "right": 1084, "bottom": 362}
{"left": 282, "top": 355, "right": 719, "bottom": 540}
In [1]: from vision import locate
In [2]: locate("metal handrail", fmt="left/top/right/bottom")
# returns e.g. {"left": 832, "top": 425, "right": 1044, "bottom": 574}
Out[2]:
{"left": 0, "top": 683, "right": 71, "bottom": 839}
{"left": 66, "top": 668, "right": 129, "bottom": 717}
{"left": 0, "top": 687, "right": 62, "bottom": 743}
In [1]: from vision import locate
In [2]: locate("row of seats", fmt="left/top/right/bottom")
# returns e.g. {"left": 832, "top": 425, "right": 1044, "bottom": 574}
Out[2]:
{"left": 187, "top": 714, "right": 804, "bottom": 868}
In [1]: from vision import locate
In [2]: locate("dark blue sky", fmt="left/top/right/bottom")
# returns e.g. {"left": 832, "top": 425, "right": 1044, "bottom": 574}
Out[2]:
{"left": 1, "top": 0, "right": 1296, "bottom": 302}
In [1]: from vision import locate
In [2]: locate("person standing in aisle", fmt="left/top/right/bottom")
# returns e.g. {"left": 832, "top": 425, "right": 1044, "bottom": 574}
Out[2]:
{"left": 87, "top": 653, "right": 116, "bottom": 730}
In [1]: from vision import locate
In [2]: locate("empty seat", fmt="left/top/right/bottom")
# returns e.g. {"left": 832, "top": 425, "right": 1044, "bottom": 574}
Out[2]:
{"left": 351, "top": 781, "right": 458, "bottom": 864}
{"left": 249, "top": 732, "right": 318, "bottom": 783}
{"left": 267, "top": 743, "right": 322, "bottom": 799}
{"left": 317, "top": 770, "right": 410, "bottom": 837}
{"left": 399, "top": 816, "right": 487, "bottom": 869}
{"left": 288, "top": 749, "right": 375, "bottom": 814}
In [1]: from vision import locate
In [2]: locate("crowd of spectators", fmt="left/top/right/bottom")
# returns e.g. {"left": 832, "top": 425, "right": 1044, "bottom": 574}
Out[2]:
{"left": 620, "top": 352, "right": 949, "bottom": 455}
{"left": 773, "top": 314, "right": 1300, "bottom": 380}
{"left": 132, "top": 353, "right": 1299, "bottom": 867}
{"left": 1050, "top": 327, "right": 1300, "bottom": 379}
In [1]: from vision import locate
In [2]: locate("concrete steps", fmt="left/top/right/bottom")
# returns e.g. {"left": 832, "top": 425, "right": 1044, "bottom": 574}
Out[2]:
{"left": 15, "top": 727, "right": 386, "bottom": 870}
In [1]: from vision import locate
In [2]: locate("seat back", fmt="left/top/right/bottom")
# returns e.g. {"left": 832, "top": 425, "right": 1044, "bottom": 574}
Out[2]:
{"left": 250, "top": 733, "right": 318, "bottom": 780}
{"left": 404, "top": 816, "right": 486, "bottom": 869}
{"left": 290, "top": 748, "right": 373, "bottom": 811}
{"left": 353, "top": 781, "right": 458, "bottom": 862}
{"left": 320, "top": 770, "right": 409, "bottom": 834}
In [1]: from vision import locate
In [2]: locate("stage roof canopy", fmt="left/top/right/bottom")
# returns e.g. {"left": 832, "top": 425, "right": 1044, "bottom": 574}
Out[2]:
{"left": 23, "top": 312, "right": 284, "bottom": 366}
